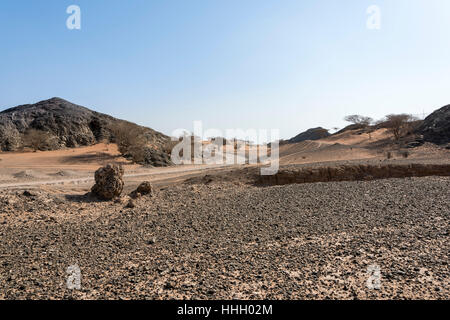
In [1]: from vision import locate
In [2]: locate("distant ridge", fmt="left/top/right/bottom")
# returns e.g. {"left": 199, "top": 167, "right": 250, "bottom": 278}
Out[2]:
{"left": 288, "top": 127, "right": 330, "bottom": 144}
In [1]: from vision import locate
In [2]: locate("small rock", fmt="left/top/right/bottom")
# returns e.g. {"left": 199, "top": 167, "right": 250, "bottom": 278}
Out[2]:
{"left": 126, "top": 199, "right": 136, "bottom": 208}
{"left": 136, "top": 181, "right": 152, "bottom": 195}
{"left": 23, "top": 190, "right": 36, "bottom": 197}
{"left": 131, "top": 181, "right": 153, "bottom": 198}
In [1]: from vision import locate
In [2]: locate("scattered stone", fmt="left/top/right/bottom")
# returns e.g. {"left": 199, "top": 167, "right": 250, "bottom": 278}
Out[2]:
{"left": 406, "top": 141, "right": 423, "bottom": 148}
{"left": 22, "top": 190, "right": 37, "bottom": 197}
{"left": 136, "top": 181, "right": 152, "bottom": 195}
{"left": 130, "top": 181, "right": 153, "bottom": 198}
{"left": 125, "top": 199, "right": 136, "bottom": 208}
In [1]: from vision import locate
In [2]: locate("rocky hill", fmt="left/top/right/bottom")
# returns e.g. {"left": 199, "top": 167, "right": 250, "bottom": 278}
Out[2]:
{"left": 0, "top": 98, "right": 172, "bottom": 165}
{"left": 418, "top": 104, "right": 450, "bottom": 145}
{"left": 288, "top": 127, "right": 330, "bottom": 144}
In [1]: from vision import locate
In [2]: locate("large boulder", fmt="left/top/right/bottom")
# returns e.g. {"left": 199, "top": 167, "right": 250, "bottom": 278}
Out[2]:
{"left": 91, "top": 164, "right": 124, "bottom": 200}
{"left": 418, "top": 105, "right": 450, "bottom": 145}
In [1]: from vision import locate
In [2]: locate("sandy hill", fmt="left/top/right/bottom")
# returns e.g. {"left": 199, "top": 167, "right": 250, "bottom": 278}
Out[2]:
{"left": 0, "top": 97, "right": 169, "bottom": 152}
{"left": 279, "top": 128, "right": 388, "bottom": 164}
{"left": 279, "top": 126, "right": 449, "bottom": 165}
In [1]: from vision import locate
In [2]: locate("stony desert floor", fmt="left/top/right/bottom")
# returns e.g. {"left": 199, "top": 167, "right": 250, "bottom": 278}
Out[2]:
{"left": 0, "top": 134, "right": 449, "bottom": 300}
{"left": 0, "top": 170, "right": 449, "bottom": 299}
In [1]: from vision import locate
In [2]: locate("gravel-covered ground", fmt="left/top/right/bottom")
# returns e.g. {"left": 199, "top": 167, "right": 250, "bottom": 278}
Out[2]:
{"left": 0, "top": 176, "right": 449, "bottom": 299}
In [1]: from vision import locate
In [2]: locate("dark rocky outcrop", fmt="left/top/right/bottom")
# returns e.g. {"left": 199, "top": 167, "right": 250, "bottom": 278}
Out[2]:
{"left": 288, "top": 127, "right": 330, "bottom": 144}
{"left": 91, "top": 164, "right": 124, "bottom": 200}
{"left": 418, "top": 105, "right": 450, "bottom": 145}
{"left": 0, "top": 97, "right": 169, "bottom": 153}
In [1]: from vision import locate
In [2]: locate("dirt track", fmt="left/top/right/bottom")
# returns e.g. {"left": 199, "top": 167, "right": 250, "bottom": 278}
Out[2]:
{"left": 0, "top": 163, "right": 240, "bottom": 190}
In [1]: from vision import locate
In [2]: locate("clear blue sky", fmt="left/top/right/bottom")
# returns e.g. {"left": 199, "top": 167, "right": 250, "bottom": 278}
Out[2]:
{"left": 1, "top": 0, "right": 449, "bottom": 140}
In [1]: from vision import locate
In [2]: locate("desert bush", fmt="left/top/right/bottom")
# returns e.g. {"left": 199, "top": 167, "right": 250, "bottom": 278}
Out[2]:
{"left": 380, "top": 114, "right": 418, "bottom": 141}
{"left": 127, "top": 143, "right": 148, "bottom": 163}
{"left": 22, "top": 129, "right": 57, "bottom": 151}
{"left": 108, "top": 122, "right": 147, "bottom": 162}
{"left": 0, "top": 128, "right": 22, "bottom": 151}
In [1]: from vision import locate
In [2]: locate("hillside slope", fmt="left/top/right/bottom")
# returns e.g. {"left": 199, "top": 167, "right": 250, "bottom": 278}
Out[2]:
{"left": 0, "top": 97, "right": 169, "bottom": 152}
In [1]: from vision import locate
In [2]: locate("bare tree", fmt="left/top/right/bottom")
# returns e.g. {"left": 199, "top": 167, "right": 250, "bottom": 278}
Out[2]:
{"left": 344, "top": 115, "right": 373, "bottom": 127}
{"left": 22, "top": 129, "right": 55, "bottom": 152}
{"left": 344, "top": 115, "right": 373, "bottom": 139}
{"left": 383, "top": 114, "right": 418, "bottom": 141}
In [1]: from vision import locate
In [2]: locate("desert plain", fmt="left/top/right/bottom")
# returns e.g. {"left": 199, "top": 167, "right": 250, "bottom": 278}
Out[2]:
{"left": 0, "top": 127, "right": 449, "bottom": 300}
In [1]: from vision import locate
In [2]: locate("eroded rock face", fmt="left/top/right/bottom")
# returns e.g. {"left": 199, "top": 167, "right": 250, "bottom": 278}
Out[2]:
{"left": 258, "top": 163, "right": 450, "bottom": 186}
{"left": 91, "top": 164, "right": 124, "bottom": 200}
{"left": 0, "top": 97, "right": 169, "bottom": 152}
{"left": 418, "top": 105, "right": 450, "bottom": 145}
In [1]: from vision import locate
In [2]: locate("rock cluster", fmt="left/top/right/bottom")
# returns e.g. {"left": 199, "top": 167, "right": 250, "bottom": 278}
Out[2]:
{"left": 91, "top": 164, "right": 124, "bottom": 200}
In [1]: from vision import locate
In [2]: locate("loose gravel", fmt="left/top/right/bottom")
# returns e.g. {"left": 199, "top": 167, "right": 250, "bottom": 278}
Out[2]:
{"left": 0, "top": 176, "right": 448, "bottom": 299}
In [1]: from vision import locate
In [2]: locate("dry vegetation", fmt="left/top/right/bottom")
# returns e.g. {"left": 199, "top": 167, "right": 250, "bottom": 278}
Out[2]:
{"left": 381, "top": 114, "right": 419, "bottom": 141}
{"left": 107, "top": 122, "right": 149, "bottom": 163}
{"left": 22, "top": 129, "right": 57, "bottom": 152}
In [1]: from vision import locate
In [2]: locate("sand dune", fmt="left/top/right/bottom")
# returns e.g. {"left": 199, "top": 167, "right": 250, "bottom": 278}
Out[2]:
{"left": 278, "top": 130, "right": 381, "bottom": 165}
